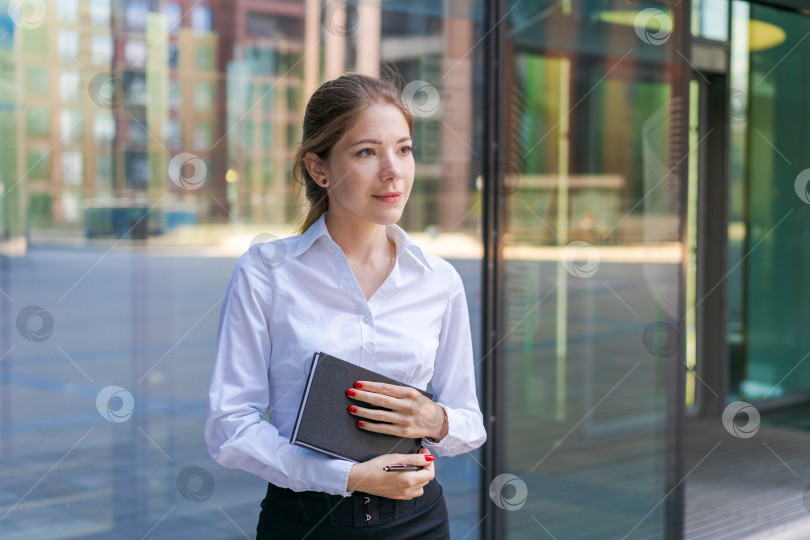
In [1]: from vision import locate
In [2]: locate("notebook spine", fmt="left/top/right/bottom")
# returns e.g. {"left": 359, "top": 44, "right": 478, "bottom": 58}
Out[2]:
{"left": 290, "top": 351, "right": 321, "bottom": 444}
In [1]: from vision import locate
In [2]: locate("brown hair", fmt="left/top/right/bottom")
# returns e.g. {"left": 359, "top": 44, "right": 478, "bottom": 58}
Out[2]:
{"left": 293, "top": 72, "right": 413, "bottom": 234}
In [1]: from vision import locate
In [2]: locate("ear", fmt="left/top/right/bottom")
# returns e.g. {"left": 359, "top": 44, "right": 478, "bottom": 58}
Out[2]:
{"left": 303, "top": 152, "right": 328, "bottom": 186}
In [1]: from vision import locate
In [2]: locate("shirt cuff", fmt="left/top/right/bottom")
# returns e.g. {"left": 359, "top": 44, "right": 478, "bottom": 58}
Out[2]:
{"left": 290, "top": 446, "right": 356, "bottom": 497}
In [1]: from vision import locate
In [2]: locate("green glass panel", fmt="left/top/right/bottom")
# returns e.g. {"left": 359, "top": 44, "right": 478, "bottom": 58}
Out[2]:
{"left": 728, "top": 2, "right": 810, "bottom": 401}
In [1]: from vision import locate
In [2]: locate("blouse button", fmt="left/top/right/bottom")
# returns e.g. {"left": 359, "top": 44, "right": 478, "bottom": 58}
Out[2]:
{"left": 363, "top": 342, "right": 376, "bottom": 353}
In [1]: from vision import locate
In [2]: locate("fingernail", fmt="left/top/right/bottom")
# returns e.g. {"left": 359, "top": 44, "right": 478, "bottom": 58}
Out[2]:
{"left": 424, "top": 455, "right": 435, "bottom": 461}
{"left": 356, "top": 421, "right": 364, "bottom": 428}
{"left": 348, "top": 406, "right": 357, "bottom": 413}
{"left": 346, "top": 388, "right": 356, "bottom": 396}
{"left": 354, "top": 382, "right": 363, "bottom": 389}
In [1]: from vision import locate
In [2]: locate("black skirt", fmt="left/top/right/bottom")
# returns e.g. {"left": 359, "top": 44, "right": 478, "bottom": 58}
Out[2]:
{"left": 256, "top": 477, "right": 451, "bottom": 540}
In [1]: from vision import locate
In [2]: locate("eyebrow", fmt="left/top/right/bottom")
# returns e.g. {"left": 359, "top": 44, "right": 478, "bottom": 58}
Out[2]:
{"left": 350, "top": 137, "right": 412, "bottom": 147}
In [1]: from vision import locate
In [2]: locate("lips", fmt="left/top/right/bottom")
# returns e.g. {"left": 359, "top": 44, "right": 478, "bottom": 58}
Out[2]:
{"left": 372, "top": 192, "right": 402, "bottom": 203}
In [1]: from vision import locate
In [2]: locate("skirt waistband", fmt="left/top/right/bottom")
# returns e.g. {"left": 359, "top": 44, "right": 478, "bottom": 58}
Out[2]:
{"left": 262, "top": 478, "right": 442, "bottom": 527}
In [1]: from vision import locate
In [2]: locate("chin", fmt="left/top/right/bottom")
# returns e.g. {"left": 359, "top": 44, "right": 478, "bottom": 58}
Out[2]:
{"left": 377, "top": 212, "right": 405, "bottom": 226}
{"left": 370, "top": 207, "right": 405, "bottom": 226}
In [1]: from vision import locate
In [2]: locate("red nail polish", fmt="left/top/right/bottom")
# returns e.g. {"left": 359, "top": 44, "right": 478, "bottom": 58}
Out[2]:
{"left": 346, "top": 388, "right": 356, "bottom": 396}
{"left": 354, "top": 382, "right": 363, "bottom": 389}
{"left": 424, "top": 455, "right": 435, "bottom": 461}
{"left": 356, "top": 421, "right": 364, "bottom": 428}
{"left": 348, "top": 406, "right": 357, "bottom": 413}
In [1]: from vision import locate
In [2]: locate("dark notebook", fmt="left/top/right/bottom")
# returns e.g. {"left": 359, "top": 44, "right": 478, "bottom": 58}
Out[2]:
{"left": 290, "top": 352, "right": 433, "bottom": 463}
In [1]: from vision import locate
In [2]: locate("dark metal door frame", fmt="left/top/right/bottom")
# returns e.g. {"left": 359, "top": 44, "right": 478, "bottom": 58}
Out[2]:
{"left": 479, "top": 0, "right": 506, "bottom": 537}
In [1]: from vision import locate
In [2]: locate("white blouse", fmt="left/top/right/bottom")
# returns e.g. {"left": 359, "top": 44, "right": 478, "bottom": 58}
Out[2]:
{"left": 204, "top": 212, "right": 487, "bottom": 497}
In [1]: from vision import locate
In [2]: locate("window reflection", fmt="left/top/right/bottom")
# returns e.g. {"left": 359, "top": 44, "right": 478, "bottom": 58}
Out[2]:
{"left": 1, "top": 1, "right": 484, "bottom": 538}
{"left": 91, "top": 35, "right": 113, "bottom": 64}
{"left": 501, "top": 0, "right": 682, "bottom": 536}
{"left": 90, "top": 0, "right": 112, "bottom": 27}
{"left": 59, "top": 70, "right": 81, "bottom": 101}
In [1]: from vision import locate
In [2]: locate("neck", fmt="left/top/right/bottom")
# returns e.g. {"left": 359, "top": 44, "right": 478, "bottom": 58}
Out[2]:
{"left": 324, "top": 211, "right": 392, "bottom": 264}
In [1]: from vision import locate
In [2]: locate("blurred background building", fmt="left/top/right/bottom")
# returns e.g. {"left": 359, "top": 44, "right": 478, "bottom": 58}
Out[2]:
{"left": 1, "top": 0, "right": 809, "bottom": 538}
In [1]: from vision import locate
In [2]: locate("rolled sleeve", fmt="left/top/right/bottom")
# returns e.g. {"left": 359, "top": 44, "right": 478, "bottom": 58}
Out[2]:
{"left": 421, "top": 267, "right": 488, "bottom": 456}
{"left": 204, "top": 255, "right": 355, "bottom": 497}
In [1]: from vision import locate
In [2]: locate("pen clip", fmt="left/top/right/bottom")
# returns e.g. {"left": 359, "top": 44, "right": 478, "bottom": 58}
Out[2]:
{"left": 383, "top": 463, "right": 422, "bottom": 471}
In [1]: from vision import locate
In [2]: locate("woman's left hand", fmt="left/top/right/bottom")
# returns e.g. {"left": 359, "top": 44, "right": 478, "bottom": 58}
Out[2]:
{"left": 346, "top": 381, "right": 447, "bottom": 441}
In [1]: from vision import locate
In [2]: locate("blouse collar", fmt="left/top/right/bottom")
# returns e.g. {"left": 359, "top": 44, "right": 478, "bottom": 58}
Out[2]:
{"left": 293, "top": 212, "right": 434, "bottom": 271}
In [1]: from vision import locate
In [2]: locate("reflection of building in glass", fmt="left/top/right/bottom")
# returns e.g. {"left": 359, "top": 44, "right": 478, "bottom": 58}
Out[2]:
{"left": 0, "top": 12, "right": 19, "bottom": 241}
{"left": 378, "top": 4, "right": 476, "bottom": 233}
{"left": 12, "top": 0, "right": 223, "bottom": 233}
{"left": 8, "top": 0, "right": 479, "bottom": 238}
{"left": 226, "top": 0, "right": 310, "bottom": 225}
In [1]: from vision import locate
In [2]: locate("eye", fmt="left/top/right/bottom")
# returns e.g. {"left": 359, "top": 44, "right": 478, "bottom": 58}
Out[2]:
{"left": 357, "top": 148, "right": 374, "bottom": 157}
{"left": 398, "top": 145, "right": 413, "bottom": 155}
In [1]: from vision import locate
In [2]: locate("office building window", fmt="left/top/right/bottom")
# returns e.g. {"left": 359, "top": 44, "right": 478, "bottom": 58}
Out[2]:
{"left": 60, "top": 110, "right": 83, "bottom": 143}
{"left": 62, "top": 151, "right": 84, "bottom": 186}
{"left": 26, "top": 66, "right": 49, "bottom": 95}
{"left": 26, "top": 150, "right": 51, "bottom": 179}
{"left": 90, "top": 0, "right": 112, "bottom": 27}
{"left": 60, "top": 71, "right": 81, "bottom": 102}
{"left": 57, "top": 0, "right": 79, "bottom": 23}
{"left": 57, "top": 30, "right": 79, "bottom": 61}
{"left": 93, "top": 112, "right": 115, "bottom": 143}
{"left": 91, "top": 35, "right": 113, "bottom": 64}
{"left": 163, "top": 3, "right": 182, "bottom": 35}
{"left": 191, "top": 6, "right": 213, "bottom": 35}
{"left": 27, "top": 106, "right": 50, "bottom": 137}
{"left": 125, "top": 41, "right": 147, "bottom": 67}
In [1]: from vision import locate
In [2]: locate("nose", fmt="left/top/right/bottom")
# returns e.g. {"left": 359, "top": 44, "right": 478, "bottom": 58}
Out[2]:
{"left": 378, "top": 148, "right": 400, "bottom": 182}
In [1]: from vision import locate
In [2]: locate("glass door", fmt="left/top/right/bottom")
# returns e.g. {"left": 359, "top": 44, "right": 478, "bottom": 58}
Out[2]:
{"left": 494, "top": 0, "right": 687, "bottom": 537}
{"left": 726, "top": 1, "right": 810, "bottom": 404}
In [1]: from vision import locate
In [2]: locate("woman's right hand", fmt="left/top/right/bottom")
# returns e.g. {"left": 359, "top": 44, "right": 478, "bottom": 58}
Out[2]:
{"left": 346, "top": 448, "right": 435, "bottom": 500}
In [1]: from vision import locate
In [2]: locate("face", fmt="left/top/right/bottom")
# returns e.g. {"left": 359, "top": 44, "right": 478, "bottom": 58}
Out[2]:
{"left": 306, "top": 103, "right": 414, "bottom": 228}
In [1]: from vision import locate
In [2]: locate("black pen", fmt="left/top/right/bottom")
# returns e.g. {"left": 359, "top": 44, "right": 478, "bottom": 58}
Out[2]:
{"left": 383, "top": 464, "right": 424, "bottom": 472}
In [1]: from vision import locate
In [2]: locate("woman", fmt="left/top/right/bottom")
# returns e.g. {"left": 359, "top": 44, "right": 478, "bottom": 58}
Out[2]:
{"left": 204, "top": 73, "right": 487, "bottom": 539}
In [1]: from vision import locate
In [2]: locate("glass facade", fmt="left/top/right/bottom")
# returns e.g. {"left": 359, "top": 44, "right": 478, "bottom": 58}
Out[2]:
{"left": 0, "top": 1, "right": 484, "bottom": 538}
